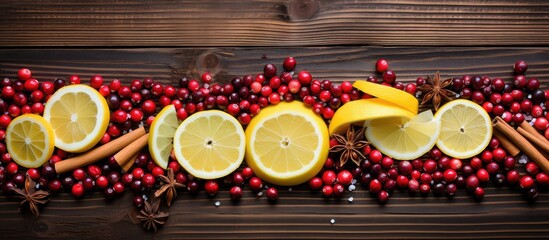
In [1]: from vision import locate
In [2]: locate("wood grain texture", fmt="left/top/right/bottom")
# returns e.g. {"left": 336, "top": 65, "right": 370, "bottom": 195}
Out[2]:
{"left": 1, "top": 0, "right": 549, "bottom": 47}
{"left": 0, "top": 47, "right": 549, "bottom": 239}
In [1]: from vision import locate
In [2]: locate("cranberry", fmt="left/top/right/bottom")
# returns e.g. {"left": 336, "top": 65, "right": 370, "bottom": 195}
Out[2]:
{"left": 230, "top": 186, "right": 243, "bottom": 200}
{"left": 263, "top": 64, "right": 277, "bottom": 78}
{"left": 249, "top": 177, "right": 263, "bottom": 192}
{"left": 423, "top": 159, "right": 437, "bottom": 173}
{"left": 535, "top": 172, "right": 549, "bottom": 186}
{"left": 382, "top": 70, "right": 396, "bottom": 84}
{"left": 322, "top": 185, "right": 333, "bottom": 197}
{"left": 283, "top": 57, "right": 296, "bottom": 71}
{"left": 322, "top": 170, "right": 337, "bottom": 186}
{"left": 241, "top": 167, "right": 253, "bottom": 179}
{"left": 232, "top": 172, "right": 245, "bottom": 186}
{"left": 420, "top": 173, "right": 432, "bottom": 184}
{"left": 141, "top": 100, "right": 156, "bottom": 115}
{"left": 369, "top": 150, "right": 383, "bottom": 163}
{"left": 71, "top": 183, "right": 85, "bottom": 198}
{"left": 266, "top": 187, "right": 279, "bottom": 201}
{"left": 443, "top": 169, "right": 457, "bottom": 182}
{"left": 513, "top": 60, "right": 528, "bottom": 74}
{"left": 17, "top": 68, "right": 32, "bottom": 81}
{"left": 474, "top": 187, "right": 485, "bottom": 200}
{"left": 133, "top": 195, "right": 145, "bottom": 208}
{"left": 535, "top": 117, "right": 549, "bottom": 131}
{"left": 375, "top": 59, "right": 389, "bottom": 72}
{"left": 369, "top": 179, "right": 382, "bottom": 194}
{"left": 398, "top": 161, "right": 413, "bottom": 175}
{"left": 396, "top": 175, "right": 409, "bottom": 188}
{"left": 204, "top": 180, "right": 219, "bottom": 196}
{"left": 130, "top": 180, "right": 143, "bottom": 192}
{"left": 525, "top": 162, "right": 540, "bottom": 175}
{"left": 419, "top": 184, "right": 431, "bottom": 195}
{"left": 337, "top": 170, "right": 353, "bottom": 186}
{"left": 48, "top": 179, "right": 62, "bottom": 192}
{"left": 506, "top": 170, "right": 520, "bottom": 185}
{"left": 519, "top": 175, "right": 534, "bottom": 189}
{"left": 309, "top": 177, "right": 323, "bottom": 190}
{"left": 465, "top": 175, "right": 480, "bottom": 191}
{"left": 297, "top": 71, "right": 312, "bottom": 85}
{"left": 408, "top": 179, "right": 420, "bottom": 193}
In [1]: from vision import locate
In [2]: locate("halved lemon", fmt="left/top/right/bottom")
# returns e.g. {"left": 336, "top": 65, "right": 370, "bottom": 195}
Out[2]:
{"left": 173, "top": 110, "right": 245, "bottom": 179}
{"left": 43, "top": 84, "right": 110, "bottom": 153}
{"left": 149, "top": 105, "right": 181, "bottom": 169}
{"left": 434, "top": 99, "right": 493, "bottom": 159}
{"left": 353, "top": 80, "right": 418, "bottom": 114}
{"left": 329, "top": 98, "right": 416, "bottom": 135}
{"left": 365, "top": 110, "right": 440, "bottom": 160}
{"left": 245, "top": 101, "right": 329, "bottom": 186}
{"left": 6, "top": 114, "right": 55, "bottom": 168}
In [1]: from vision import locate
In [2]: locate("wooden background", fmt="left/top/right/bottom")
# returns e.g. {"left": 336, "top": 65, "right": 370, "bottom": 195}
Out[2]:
{"left": 1, "top": 0, "right": 549, "bottom": 239}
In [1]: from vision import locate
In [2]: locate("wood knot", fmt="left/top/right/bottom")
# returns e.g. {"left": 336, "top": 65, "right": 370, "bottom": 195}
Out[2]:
{"left": 196, "top": 50, "right": 223, "bottom": 79}
{"left": 287, "top": 0, "right": 319, "bottom": 20}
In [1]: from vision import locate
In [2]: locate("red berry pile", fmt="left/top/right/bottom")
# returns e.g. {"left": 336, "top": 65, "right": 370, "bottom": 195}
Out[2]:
{"left": 0, "top": 58, "right": 547, "bottom": 216}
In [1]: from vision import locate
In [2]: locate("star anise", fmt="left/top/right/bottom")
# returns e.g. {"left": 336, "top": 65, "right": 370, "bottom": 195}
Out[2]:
{"left": 12, "top": 174, "right": 49, "bottom": 216}
{"left": 418, "top": 71, "right": 457, "bottom": 111}
{"left": 136, "top": 197, "right": 169, "bottom": 232}
{"left": 330, "top": 126, "right": 369, "bottom": 167}
{"left": 154, "top": 168, "right": 184, "bottom": 207}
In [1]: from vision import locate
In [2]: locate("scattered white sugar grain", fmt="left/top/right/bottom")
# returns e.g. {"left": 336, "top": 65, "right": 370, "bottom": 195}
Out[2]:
{"left": 348, "top": 184, "right": 356, "bottom": 192}
{"left": 541, "top": 103, "right": 545, "bottom": 108}
{"left": 143, "top": 195, "right": 148, "bottom": 201}
{"left": 502, "top": 112, "right": 508, "bottom": 119}
{"left": 528, "top": 117, "right": 535, "bottom": 122}
{"left": 455, "top": 93, "right": 460, "bottom": 98}
{"left": 528, "top": 94, "right": 533, "bottom": 99}
{"left": 288, "top": 187, "right": 292, "bottom": 192}
{"left": 36, "top": 183, "right": 41, "bottom": 190}
{"left": 518, "top": 154, "right": 529, "bottom": 164}
{"left": 330, "top": 219, "right": 336, "bottom": 224}
{"left": 348, "top": 197, "right": 354, "bottom": 203}
{"left": 351, "top": 179, "right": 357, "bottom": 185}
{"left": 415, "top": 92, "right": 422, "bottom": 98}
{"left": 138, "top": 122, "right": 144, "bottom": 128}
{"left": 257, "top": 192, "right": 263, "bottom": 197}
{"left": 214, "top": 201, "right": 221, "bottom": 207}
{"left": 264, "top": 185, "right": 268, "bottom": 189}
{"left": 122, "top": 130, "right": 128, "bottom": 135}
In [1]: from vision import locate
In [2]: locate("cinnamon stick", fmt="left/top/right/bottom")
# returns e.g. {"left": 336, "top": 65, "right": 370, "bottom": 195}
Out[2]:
{"left": 54, "top": 127, "right": 146, "bottom": 174}
{"left": 492, "top": 129, "right": 521, "bottom": 157}
{"left": 114, "top": 133, "right": 149, "bottom": 169}
{"left": 519, "top": 120, "right": 549, "bottom": 146}
{"left": 517, "top": 127, "right": 549, "bottom": 154}
{"left": 492, "top": 117, "right": 549, "bottom": 174}
{"left": 121, "top": 153, "right": 138, "bottom": 172}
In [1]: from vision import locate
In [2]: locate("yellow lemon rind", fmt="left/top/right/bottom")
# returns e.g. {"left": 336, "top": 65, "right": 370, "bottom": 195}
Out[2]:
{"left": 173, "top": 110, "right": 245, "bottom": 180}
{"left": 245, "top": 101, "right": 329, "bottom": 186}
{"left": 6, "top": 114, "right": 55, "bottom": 168}
{"left": 328, "top": 98, "right": 416, "bottom": 135}
{"left": 353, "top": 80, "right": 419, "bottom": 114}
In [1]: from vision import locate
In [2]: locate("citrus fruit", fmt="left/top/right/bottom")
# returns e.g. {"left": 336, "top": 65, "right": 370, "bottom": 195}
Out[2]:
{"left": 173, "top": 110, "right": 245, "bottom": 179}
{"left": 43, "top": 84, "right": 110, "bottom": 153}
{"left": 329, "top": 98, "right": 416, "bottom": 135}
{"left": 149, "top": 105, "right": 181, "bottom": 169}
{"left": 6, "top": 114, "right": 55, "bottom": 168}
{"left": 365, "top": 110, "right": 440, "bottom": 160}
{"left": 353, "top": 80, "right": 418, "bottom": 114}
{"left": 434, "top": 99, "right": 493, "bottom": 159}
{"left": 245, "top": 101, "right": 329, "bottom": 186}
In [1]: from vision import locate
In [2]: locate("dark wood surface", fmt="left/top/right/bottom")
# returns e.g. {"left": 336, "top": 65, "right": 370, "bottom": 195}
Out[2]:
{"left": 1, "top": 1, "right": 549, "bottom": 239}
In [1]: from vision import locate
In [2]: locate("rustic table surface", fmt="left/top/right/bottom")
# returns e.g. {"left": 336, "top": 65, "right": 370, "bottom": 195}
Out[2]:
{"left": 1, "top": 1, "right": 549, "bottom": 239}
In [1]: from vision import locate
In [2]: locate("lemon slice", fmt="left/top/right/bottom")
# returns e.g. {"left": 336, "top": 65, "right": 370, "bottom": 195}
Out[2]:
{"left": 43, "top": 84, "right": 110, "bottom": 153}
{"left": 434, "top": 99, "right": 493, "bottom": 159}
{"left": 329, "top": 98, "right": 416, "bottom": 135}
{"left": 149, "top": 105, "right": 181, "bottom": 169}
{"left": 173, "top": 110, "right": 245, "bottom": 179}
{"left": 6, "top": 114, "right": 55, "bottom": 168}
{"left": 353, "top": 80, "right": 418, "bottom": 114}
{"left": 365, "top": 110, "right": 440, "bottom": 160}
{"left": 245, "top": 101, "right": 329, "bottom": 186}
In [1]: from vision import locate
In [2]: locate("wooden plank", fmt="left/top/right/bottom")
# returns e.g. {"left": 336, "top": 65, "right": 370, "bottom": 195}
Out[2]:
{"left": 0, "top": 47, "right": 549, "bottom": 239}
{"left": 0, "top": 0, "right": 549, "bottom": 46}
